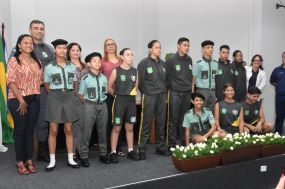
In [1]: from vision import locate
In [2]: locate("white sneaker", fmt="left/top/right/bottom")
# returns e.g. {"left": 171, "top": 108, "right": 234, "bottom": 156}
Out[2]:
{"left": 0, "top": 145, "right": 8, "bottom": 152}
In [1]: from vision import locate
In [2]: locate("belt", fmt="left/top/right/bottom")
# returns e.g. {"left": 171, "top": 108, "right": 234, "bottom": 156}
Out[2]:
{"left": 40, "top": 84, "right": 45, "bottom": 87}
{"left": 85, "top": 99, "right": 105, "bottom": 105}
{"left": 51, "top": 89, "right": 73, "bottom": 92}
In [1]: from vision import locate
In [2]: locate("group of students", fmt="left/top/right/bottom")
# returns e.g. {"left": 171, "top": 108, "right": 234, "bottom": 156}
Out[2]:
{"left": 4, "top": 19, "right": 285, "bottom": 175}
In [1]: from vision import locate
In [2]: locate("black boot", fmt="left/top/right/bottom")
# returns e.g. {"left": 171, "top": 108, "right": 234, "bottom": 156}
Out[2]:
{"left": 37, "top": 141, "right": 50, "bottom": 162}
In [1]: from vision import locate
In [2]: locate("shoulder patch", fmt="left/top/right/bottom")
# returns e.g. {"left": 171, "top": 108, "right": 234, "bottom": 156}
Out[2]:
{"left": 196, "top": 60, "right": 202, "bottom": 63}
{"left": 213, "top": 60, "right": 218, "bottom": 63}
{"left": 83, "top": 75, "right": 89, "bottom": 80}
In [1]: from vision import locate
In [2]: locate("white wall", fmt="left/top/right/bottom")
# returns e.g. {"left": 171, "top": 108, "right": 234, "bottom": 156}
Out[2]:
{"left": 0, "top": 0, "right": 12, "bottom": 53}
{"left": 3, "top": 0, "right": 285, "bottom": 124}
{"left": 260, "top": 0, "right": 285, "bottom": 124}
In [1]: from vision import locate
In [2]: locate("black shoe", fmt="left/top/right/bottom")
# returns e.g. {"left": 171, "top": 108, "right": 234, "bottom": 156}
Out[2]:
{"left": 155, "top": 148, "right": 171, "bottom": 156}
{"left": 67, "top": 162, "right": 80, "bottom": 169}
{"left": 73, "top": 151, "right": 80, "bottom": 163}
{"left": 127, "top": 151, "right": 139, "bottom": 161}
{"left": 37, "top": 141, "right": 50, "bottom": 162}
{"left": 45, "top": 165, "right": 56, "bottom": 172}
{"left": 99, "top": 155, "right": 111, "bottom": 164}
{"left": 80, "top": 158, "right": 90, "bottom": 167}
{"left": 110, "top": 153, "right": 119, "bottom": 163}
{"left": 138, "top": 151, "right": 146, "bottom": 160}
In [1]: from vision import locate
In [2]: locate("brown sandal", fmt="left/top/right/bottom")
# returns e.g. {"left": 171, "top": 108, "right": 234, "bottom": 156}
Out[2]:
{"left": 15, "top": 163, "right": 30, "bottom": 175}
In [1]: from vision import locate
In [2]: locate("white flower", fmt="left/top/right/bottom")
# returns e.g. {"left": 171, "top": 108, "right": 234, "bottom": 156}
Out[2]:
{"left": 215, "top": 139, "right": 218, "bottom": 143}
{"left": 179, "top": 146, "right": 184, "bottom": 151}
{"left": 170, "top": 147, "right": 175, "bottom": 152}
{"left": 253, "top": 141, "right": 256, "bottom": 144}
{"left": 282, "top": 136, "right": 285, "bottom": 139}
{"left": 261, "top": 139, "right": 265, "bottom": 142}
{"left": 226, "top": 133, "right": 233, "bottom": 139}
{"left": 176, "top": 145, "right": 180, "bottom": 149}
{"left": 184, "top": 149, "right": 188, "bottom": 153}
{"left": 270, "top": 138, "right": 274, "bottom": 141}
{"left": 223, "top": 137, "right": 228, "bottom": 141}
{"left": 190, "top": 146, "right": 194, "bottom": 150}
{"left": 212, "top": 133, "right": 219, "bottom": 138}
{"left": 230, "top": 147, "right": 234, "bottom": 150}
{"left": 229, "top": 138, "right": 233, "bottom": 142}
{"left": 234, "top": 133, "right": 240, "bottom": 138}
{"left": 173, "top": 154, "right": 176, "bottom": 157}
{"left": 182, "top": 154, "right": 186, "bottom": 159}
{"left": 210, "top": 150, "right": 214, "bottom": 154}
{"left": 194, "top": 150, "right": 198, "bottom": 154}
{"left": 245, "top": 139, "right": 248, "bottom": 143}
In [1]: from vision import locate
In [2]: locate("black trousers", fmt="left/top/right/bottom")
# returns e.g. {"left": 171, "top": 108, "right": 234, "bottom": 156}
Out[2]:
{"left": 138, "top": 93, "right": 166, "bottom": 150}
{"left": 167, "top": 91, "right": 191, "bottom": 147}
{"left": 8, "top": 95, "right": 40, "bottom": 162}
{"left": 275, "top": 97, "right": 285, "bottom": 134}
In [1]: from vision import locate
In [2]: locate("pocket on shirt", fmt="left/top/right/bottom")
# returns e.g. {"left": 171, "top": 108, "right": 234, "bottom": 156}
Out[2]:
{"left": 102, "top": 86, "right": 107, "bottom": 94}
{"left": 201, "top": 70, "right": 208, "bottom": 79}
{"left": 67, "top": 72, "right": 75, "bottom": 84}
{"left": 87, "top": 87, "right": 96, "bottom": 99}
{"left": 51, "top": 73, "right": 62, "bottom": 85}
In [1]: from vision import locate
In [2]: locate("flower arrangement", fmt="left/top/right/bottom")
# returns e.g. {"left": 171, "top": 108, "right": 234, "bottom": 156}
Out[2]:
{"left": 171, "top": 132, "right": 285, "bottom": 160}
{"left": 253, "top": 132, "right": 285, "bottom": 146}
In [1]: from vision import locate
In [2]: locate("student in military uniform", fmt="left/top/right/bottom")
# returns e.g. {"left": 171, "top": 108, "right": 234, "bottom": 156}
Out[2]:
{"left": 215, "top": 45, "right": 235, "bottom": 102}
{"left": 44, "top": 39, "right": 80, "bottom": 171}
{"left": 137, "top": 40, "right": 170, "bottom": 160}
{"left": 165, "top": 37, "right": 193, "bottom": 147}
{"left": 9, "top": 20, "right": 54, "bottom": 162}
{"left": 241, "top": 87, "right": 273, "bottom": 134}
{"left": 78, "top": 52, "right": 110, "bottom": 167}
{"left": 108, "top": 48, "right": 139, "bottom": 163}
{"left": 214, "top": 83, "right": 244, "bottom": 134}
{"left": 183, "top": 93, "right": 224, "bottom": 144}
{"left": 231, "top": 50, "right": 247, "bottom": 102}
{"left": 192, "top": 40, "right": 218, "bottom": 112}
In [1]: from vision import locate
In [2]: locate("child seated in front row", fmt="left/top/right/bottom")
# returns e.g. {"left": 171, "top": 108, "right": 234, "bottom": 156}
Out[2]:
{"left": 183, "top": 92, "right": 225, "bottom": 145}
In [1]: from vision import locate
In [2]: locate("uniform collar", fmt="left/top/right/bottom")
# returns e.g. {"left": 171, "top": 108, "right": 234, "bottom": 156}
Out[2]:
{"left": 89, "top": 71, "right": 101, "bottom": 77}
{"left": 52, "top": 59, "right": 71, "bottom": 66}
{"left": 148, "top": 56, "right": 160, "bottom": 63}
{"left": 218, "top": 59, "right": 230, "bottom": 64}
{"left": 175, "top": 52, "right": 188, "bottom": 60}
{"left": 202, "top": 56, "right": 212, "bottom": 62}
{"left": 193, "top": 107, "right": 205, "bottom": 115}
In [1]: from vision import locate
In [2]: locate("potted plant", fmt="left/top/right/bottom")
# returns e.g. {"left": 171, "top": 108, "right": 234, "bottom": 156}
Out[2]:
{"left": 171, "top": 139, "right": 221, "bottom": 173}
{"left": 209, "top": 133, "right": 262, "bottom": 165}
{"left": 256, "top": 133, "right": 285, "bottom": 157}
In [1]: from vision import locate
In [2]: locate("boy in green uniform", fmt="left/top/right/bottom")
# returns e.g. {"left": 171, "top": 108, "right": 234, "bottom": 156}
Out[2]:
{"left": 183, "top": 93, "right": 223, "bottom": 144}
{"left": 78, "top": 52, "right": 110, "bottom": 167}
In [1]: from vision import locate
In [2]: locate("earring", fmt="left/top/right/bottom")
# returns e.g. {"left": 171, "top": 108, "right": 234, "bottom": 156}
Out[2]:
{"left": 19, "top": 48, "right": 22, "bottom": 52}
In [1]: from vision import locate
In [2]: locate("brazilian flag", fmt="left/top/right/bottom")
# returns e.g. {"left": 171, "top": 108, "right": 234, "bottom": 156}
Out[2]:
{"left": 0, "top": 34, "right": 14, "bottom": 144}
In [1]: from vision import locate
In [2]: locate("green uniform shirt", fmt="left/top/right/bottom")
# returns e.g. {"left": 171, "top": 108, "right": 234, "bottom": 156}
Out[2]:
{"left": 44, "top": 60, "right": 77, "bottom": 90}
{"left": 193, "top": 57, "right": 218, "bottom": 89}
{"left": 78, "top": 72, "right": 108, "bottom": 103}
{"left": 183, "top": 108, "right": 215, "bottom": 136}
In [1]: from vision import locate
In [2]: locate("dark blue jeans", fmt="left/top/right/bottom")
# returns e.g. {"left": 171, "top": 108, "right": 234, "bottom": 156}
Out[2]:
{"left": 8, "top": 95, "right": 40, "bottom": 162}
{"left": 275, "top": 98, "right": 285, "bottom": 134}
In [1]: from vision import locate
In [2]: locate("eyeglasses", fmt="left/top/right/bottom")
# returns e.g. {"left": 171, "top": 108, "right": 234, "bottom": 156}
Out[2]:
{"left": 106, "top": 43, "right": 115, "bottom": 47}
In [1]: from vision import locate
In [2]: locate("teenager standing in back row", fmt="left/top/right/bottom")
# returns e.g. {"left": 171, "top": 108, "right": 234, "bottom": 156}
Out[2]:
{"left": 137, "top": 40, "right": 170, "bottom": 160}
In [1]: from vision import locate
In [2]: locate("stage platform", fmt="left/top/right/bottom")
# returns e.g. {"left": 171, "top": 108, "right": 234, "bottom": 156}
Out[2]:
{"left": 0, "top": 144, "right": 284, "bottom": 189}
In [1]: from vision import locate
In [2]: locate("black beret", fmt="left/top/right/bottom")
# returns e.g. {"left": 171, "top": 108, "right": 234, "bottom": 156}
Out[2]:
{"left": 84, "top": 52, "right": 102, "bottom": 63}
{"left": 201, "top": 40, "right": 214, "bottom": 48}
{"left": 51, "top": 39, "right": 68, "bottom": 48}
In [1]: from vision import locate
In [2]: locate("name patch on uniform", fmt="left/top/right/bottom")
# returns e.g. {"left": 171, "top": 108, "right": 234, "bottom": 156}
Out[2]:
{"left": 218, "top": 69, "right": 223, "bottom": 75}
{"left": 232, "top": 109, "right": 239, "bottom": 116}
{"left": 120, "top": 75, "right": 126, "bottom": 81}
{"left": 234, "top": 71, "right": 239, "bottom": 76}
{"left": 222, "top": 108, "right": 227, "bottom": 114}
{"left": 147, "top": 67, "right": 153, "bottom": 74}
{"left": 245, "top": 110, "right": 249, "bottom": 116}
{"left": 254, "top": 110, "right": 259, "bottom": 115}
{"left": 175, "top": 64, "right": 181, "bottom": 71}
{"left": 131, "top": 75, "right": 136, "bottom": 82}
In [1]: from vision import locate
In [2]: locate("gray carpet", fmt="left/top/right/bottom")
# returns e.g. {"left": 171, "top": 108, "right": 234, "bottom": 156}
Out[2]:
{"left": 0, "top": 144, "right": 179, "bottom": 189}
